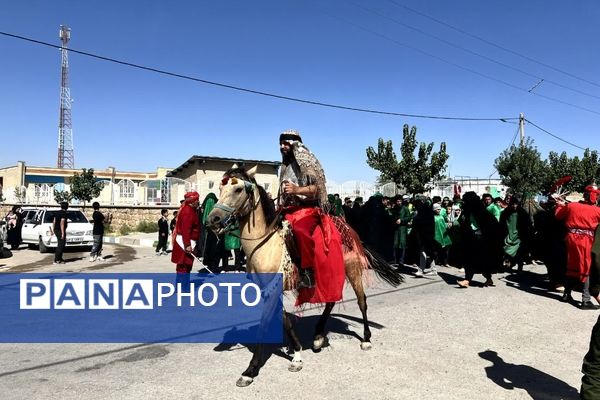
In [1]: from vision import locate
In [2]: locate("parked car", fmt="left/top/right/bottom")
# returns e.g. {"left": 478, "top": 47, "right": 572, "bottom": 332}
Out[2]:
{"left": 21, "top": 207, "right": 94, "bottom": 253}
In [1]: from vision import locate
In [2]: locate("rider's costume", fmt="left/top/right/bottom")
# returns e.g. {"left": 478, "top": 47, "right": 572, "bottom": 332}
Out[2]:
{"left": 279, "top": 130, "right": 346, "bottom": 304}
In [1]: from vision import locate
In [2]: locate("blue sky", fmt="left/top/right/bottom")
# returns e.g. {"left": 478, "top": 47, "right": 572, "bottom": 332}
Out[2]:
{"left": 1, "top": 0, "right": 599, "bottom": 183}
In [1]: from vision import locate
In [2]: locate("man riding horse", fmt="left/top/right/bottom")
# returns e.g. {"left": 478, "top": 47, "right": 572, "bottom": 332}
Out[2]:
{"left": 278, "top": 129, "right": 345, "bottom": 298}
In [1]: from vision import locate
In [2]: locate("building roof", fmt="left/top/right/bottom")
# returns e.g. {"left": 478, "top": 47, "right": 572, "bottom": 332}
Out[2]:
{"left": 167, "top": 155, "right": 280, "bottom": 177}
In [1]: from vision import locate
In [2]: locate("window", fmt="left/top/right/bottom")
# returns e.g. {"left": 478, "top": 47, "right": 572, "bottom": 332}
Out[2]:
{"left": 208, "top": 180, "right": 214, "bottom": 189}
{"left": 147, "top": 187, "right": 158, "bottom": 203}
{"left": 44, "top": 210, "right": 89, "bottom": 224}
{"left": 263, "top": 182, "right": 270, "bottom": 191}
{"left": 118, "top": 179, "right": 135, "bottom": 199}
{"left": 34, "top": 184, "right": 52, "bottom": 202}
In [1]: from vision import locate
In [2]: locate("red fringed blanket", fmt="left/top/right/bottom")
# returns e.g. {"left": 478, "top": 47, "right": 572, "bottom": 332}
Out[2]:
{"left": 284, "top": 208, "right": 346, "bottom": 305}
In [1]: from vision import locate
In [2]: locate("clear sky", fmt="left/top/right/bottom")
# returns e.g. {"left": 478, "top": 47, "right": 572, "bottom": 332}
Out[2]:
{"left": 1, "top": 0, "right": 599, "bottom": 184}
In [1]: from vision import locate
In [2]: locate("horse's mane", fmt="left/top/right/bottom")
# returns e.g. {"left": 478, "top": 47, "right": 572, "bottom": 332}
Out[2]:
{"left": 224, "top": 167, "right": 278, "bottom": 226}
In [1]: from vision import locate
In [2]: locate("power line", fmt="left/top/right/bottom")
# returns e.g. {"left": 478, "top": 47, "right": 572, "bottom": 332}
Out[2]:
{"left": 321, "top": 9, "right": 600, "bottom": 117}
{"left": 509, "top": 124, "right": 520, "bottom": 147}
{"left": 525, "top": 119, "right": 588, "bottom": 151}
{"left": 487, "top": 124, "right": 520, "bottom": 177}
{"left": 349, "top": 0, "right": 600, "bottom": 101}
{"left": 386, "top": 0, "right": 600, "bottom": 89}
{"left": 0, "top": 30, "right": 517, "bottom": 122}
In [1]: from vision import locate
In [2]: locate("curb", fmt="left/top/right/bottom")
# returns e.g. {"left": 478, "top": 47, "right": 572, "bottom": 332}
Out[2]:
{"left": 103, "top": 236, "right": 157, "bottom": 248}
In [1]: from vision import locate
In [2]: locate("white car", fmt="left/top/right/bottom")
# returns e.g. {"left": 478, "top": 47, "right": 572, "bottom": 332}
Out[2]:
{"left": 21, "top": 207, "right": 94, "bottom": 253}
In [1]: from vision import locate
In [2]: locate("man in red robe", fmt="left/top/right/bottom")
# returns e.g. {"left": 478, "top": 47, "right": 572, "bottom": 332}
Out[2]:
{"left": 555, "top": 185, "right": 600, "bottom": 309}
{"left": 278, "top": 129, "right": 345, "bottom": 304}
{"left": 171, "top": 191, "right": 201, "bottom": 275}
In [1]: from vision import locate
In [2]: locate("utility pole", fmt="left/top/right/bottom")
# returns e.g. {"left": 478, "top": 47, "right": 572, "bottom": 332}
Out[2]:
{"left": 519, "top": 112, "right": 525, "bottom": 146}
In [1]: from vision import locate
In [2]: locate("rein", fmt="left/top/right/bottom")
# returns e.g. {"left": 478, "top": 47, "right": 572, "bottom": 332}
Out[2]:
{"left": 216, "top": 179, "right": 281, "bottom": 242}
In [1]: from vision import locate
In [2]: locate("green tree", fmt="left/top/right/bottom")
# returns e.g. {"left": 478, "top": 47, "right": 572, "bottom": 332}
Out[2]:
{"left": 366, "top": 124, "right": 449, "bottom": 194}
{"left": 574, "top": 149, "right": 600, "bottom": 191}
{"left": 544, "top": 151, "right": 576, "bottom": 192}
{"left": 53, "top": 188, "right": 74, "bottom": 204}
{"left": 494, "top": 138, "right": 547, "bottom": 198}
{"left": 543, "top": 149, "right": 600, "bottom": 193}
{"left": 70, "top": 168, "right": 104, "bottom": 207}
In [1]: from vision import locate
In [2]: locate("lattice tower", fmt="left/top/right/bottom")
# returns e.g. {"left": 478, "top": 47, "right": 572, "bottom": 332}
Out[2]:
{"left": 57, "top": 25, "right": 74, "bottom": 169}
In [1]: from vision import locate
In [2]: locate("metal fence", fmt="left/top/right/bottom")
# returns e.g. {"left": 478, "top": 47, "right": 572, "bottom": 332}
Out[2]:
{"left": 2, "top": 177, "right": 193, "bottom": 206}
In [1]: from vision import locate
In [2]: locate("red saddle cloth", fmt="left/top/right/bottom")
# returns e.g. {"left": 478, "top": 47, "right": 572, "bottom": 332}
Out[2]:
{"left": 285, "top": 207, "right": 346, "bottom": 305}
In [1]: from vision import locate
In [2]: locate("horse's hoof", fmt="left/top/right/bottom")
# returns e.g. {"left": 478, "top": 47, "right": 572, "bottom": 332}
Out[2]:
{"left": 360, "top": 341, "right": 373, "bottom": 351}
{"left": 313, "top": 335, "right": 328, "bottom": 351}
{"left": 236, "top": 376, "right": 254, "bottom": 387}
{"left": 288, "top": 360, "right": 303, "bottom": 372}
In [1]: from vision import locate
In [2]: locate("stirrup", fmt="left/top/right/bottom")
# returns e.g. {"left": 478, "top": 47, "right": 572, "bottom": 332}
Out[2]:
{"left": 297, "top": 269, "right": 315, "bottom": 289}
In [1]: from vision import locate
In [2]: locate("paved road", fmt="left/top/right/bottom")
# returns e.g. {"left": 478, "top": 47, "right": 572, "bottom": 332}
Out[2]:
{"left": 0, "top": 244, "right": 595, "bottom": 399}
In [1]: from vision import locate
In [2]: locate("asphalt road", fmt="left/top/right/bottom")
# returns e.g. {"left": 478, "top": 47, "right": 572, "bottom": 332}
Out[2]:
{"left": 0, "top": 244, "right": 596, "bottom": 399}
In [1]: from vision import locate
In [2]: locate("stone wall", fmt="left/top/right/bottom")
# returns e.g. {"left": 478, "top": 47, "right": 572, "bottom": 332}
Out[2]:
{"left": 0, "top": 203, "right": 179, "bottom": 234}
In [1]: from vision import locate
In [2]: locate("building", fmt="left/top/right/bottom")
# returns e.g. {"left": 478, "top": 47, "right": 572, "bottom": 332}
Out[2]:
{"left": 166, "top": 155, "right": 281, "bottom": 201}
{"left": 0, "top": 156, "right": 281, "bottom": 206}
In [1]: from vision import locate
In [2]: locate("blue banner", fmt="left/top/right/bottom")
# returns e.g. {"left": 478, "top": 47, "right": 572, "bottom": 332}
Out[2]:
{"left": 0, "top": 273, "right": 283, "bottom": 343}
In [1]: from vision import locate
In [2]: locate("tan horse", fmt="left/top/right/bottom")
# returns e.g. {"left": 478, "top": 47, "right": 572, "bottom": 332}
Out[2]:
{"left": 207, "top": 166, "right": 402, "bottom": 387}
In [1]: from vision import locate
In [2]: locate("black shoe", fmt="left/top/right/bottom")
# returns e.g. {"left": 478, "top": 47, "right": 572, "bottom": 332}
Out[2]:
{"left": 561, "top": 292, "right": 574, "bottom": 303}
{"left": 297, "top": 269, "right": 315, "bottom": 289}
{"left": 581, "top": 301, "right": 600, "bottom": 310}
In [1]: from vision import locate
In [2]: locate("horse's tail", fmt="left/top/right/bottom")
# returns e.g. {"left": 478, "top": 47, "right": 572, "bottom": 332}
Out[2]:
{"left": 331, "top": 216, "right": 403, "bottom": 287}
{"left": 363, "top": 245, "right": 404, "bottom": 287}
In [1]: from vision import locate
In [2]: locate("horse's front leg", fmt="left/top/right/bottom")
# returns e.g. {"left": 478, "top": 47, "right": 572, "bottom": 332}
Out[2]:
{"left": 284, "top": 312, "right": 303, "bottom": 372}
{"left": 237, "top": 344, "right": 262, "bottom": 387}
{"left": 313, "top": 302, "right": 335, "bottom": 351}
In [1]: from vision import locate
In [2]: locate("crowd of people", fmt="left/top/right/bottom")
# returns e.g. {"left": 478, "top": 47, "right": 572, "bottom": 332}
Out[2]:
{"left": 327, "top": 185, "right": 600, "bottom": 310}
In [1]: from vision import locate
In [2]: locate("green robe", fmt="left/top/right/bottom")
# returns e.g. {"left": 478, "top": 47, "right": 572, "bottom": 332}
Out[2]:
{"left": 224, "top": 228, "right": 241, "bottom": 250}
{"left": 487, "top": 203, "right": 501, "bottom": 222}
{"left": 393, "top": 205, "right": 412, "bottom": 249}
{"left": 434, "top": 214, "right": 452, "bottom": 247}
{"left": 503, "top": 212, "right": 521, "bottom": 257}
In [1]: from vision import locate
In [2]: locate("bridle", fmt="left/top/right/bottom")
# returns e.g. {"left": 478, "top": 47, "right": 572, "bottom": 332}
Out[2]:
{"left": 213, "top": 176, "right": 258, "bottom": 234}
{"left": 212, "top": 175, "right": 285, "bottom": 266}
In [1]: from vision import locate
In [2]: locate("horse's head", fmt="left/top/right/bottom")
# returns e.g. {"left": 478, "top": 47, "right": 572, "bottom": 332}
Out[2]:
{"left": 207, "top": 165, "right": 259, "bottom": 235}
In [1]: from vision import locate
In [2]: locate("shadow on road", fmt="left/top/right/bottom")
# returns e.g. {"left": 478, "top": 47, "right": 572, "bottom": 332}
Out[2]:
{"left": 479, "top": 350, "right": 579, "bottom": 400}
{"left": 500, "top": 270, "right": 564, "bottom": 303}
{"left": 213, "top": 313, "right": 385, "bottom": 379}
{"left": 437, "top": 271, "right": 487, "bottom": 288}
{"left": 214, "top": 312, "right": 381, "bottom": 353}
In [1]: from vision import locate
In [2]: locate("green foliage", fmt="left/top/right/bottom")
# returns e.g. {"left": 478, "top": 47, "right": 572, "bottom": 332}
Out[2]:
{"left": 70, "top": 168, "right": 104, "bottom": 207}
{"left": 103, "top": 223, "right": 114, "bottom": 234}
{"left": 494, "top": 138, "right": 547, "bottom": 198}
{"left": 573, "top": 149, "right": 600, "bottom": 191}
{"left": 366, "top": 124, "right": 449, "bottom": 194}
{"left": 542, "top": 149, "right": 600, "bottom": 193}
{"left": 119, "top": 224, "right": 132, "bottom": 236}
{"left": 135, "top": 220, "right": 158, "bottom": 233}
{"left": 53, "top": 188, "right": 74, "bottom": 204}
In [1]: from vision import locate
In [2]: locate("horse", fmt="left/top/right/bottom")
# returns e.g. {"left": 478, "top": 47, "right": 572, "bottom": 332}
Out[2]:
{"left": 207, "top": 166, "right": 403, "bottom": 387}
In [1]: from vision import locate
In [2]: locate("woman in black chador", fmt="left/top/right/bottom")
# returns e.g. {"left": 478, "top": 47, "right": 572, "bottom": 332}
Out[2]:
{"left": 457, "top": 191, "right": 503, "bottom": 288}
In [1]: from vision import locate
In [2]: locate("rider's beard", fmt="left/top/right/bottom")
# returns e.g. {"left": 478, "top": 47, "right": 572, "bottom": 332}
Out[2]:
{"left": 281, "top": 149, "right": 294, "bottom": 165}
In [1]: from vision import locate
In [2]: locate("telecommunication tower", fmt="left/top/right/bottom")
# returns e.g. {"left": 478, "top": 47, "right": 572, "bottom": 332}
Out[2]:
{"left": 57, "top": 25, "right": 74, "bottom": 169}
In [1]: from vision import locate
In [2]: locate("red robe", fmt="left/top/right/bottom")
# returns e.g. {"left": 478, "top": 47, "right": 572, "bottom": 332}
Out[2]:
{"left": 285, "top": 207, "right": 346, "bottom": 305}
{"left": 171, "top": 204, "right": 201, "bottom": 273}
{"left": 555, "top": 202, "right": 600, "bottom": 282}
